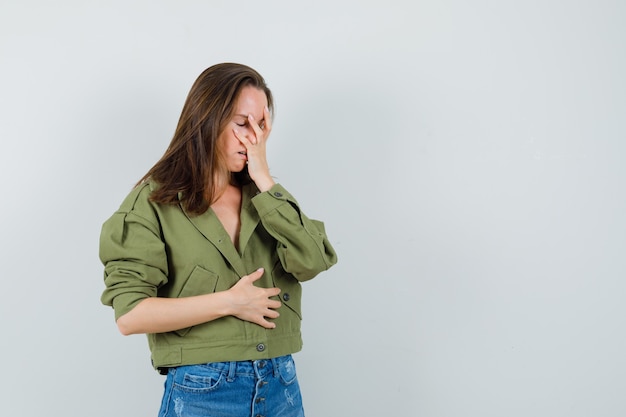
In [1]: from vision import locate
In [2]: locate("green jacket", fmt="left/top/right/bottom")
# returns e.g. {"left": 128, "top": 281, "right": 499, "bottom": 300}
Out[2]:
{"left": 100, "top": 182, "right": 337, "bottom": 370}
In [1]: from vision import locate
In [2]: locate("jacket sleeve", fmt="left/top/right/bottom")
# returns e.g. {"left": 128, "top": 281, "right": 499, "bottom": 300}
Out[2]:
{"left": 99, "top": 186, "right": 169, "bottom": 320}
{"left": 251, "top": 183, "right": 338, "bottom": 281}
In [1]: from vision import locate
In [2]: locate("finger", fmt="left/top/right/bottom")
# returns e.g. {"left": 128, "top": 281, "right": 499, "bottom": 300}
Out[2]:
{"left": 244, "top": 268, "right": 264, "bottom": 283}
{"left": 259, "top": 319, "right": 277, "bottom": 329}
{"left": 247, "top": 114, "right": 265, "bottom": 145}
{"left": 264, "top": 309, "right": 280, "bottom": 319}
{"left": 233, "top": 128, "right": 252, "bottom": 147}
{"left": 253, "top": 314, "right": 275, "bottom": 328}
{"left": 263, "top": 106, "right": 272, "bottom": 135}
{"left": 266, "top": 287, "right": 281, "bottom": 298}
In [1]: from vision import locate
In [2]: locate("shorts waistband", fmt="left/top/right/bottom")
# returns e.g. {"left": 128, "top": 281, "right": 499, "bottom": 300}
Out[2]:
{"left": 158, "top": 354, "right": 291, "bottom": 376}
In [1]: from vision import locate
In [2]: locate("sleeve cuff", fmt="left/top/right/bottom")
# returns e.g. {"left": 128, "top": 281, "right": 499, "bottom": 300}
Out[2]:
{"left": 251, "top": 183, "right": 298, "bottom": 218}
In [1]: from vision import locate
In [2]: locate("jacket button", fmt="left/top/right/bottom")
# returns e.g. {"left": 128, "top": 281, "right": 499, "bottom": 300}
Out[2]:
{"left": 273, "top": 192, "right": 283, "bottom": 197}
{"left": 256, "top": 343, "right": 266, "bottom": 352}
{"left": 282, "top": 293, "right": 290, "bottom": 301}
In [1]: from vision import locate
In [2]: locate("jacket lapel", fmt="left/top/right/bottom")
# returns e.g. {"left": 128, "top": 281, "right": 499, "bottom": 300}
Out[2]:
{"left": 181, "top": 204, "right": 248, "bottom": 278}
{"left": 238, "top": 183, "right": 261, "bottom": 255}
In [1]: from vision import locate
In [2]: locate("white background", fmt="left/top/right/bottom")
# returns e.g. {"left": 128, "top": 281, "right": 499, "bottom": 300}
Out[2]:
{"left": 1, "top": 1, "right": 625, "bottom": 416}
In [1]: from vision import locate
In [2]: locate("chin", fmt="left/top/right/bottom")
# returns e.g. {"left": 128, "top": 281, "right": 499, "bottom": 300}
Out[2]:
{"left": 230, "top": 165, "right": 246, "bottom": 173}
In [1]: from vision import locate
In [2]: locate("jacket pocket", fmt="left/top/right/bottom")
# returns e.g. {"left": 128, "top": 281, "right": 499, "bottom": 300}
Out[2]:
{"left": 272, "top": 262, "right": 302, "bottom": 320}
{"left": 174, "top": 266, "right": 219, "bottom": 337}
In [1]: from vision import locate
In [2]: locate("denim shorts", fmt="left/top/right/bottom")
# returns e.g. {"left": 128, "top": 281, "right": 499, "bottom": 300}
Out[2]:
{"left": 158, "top": 354, "right": 305, "bottom": 417}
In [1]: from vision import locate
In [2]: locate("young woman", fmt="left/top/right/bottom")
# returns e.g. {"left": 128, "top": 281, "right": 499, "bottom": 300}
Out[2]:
{"left": 99, "top": 63, "right": 337, "bottom": 417}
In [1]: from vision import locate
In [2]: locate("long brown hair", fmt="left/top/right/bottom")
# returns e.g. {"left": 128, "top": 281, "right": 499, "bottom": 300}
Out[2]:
{"left": 138, "top": 63, "right": 274, "bottom": 215}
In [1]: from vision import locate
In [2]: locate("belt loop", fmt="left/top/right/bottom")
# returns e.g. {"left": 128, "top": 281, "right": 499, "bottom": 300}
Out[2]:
{"left": 227, "top": 361, "right": 237, "bottom": 382}
{"left": 271, "top": 357, "right": 279, "bottom": 377}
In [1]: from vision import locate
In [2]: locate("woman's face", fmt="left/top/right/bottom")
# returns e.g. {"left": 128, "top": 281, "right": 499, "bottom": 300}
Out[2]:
{"left": 219, "top": 86, "right": 268, "bottom": 173}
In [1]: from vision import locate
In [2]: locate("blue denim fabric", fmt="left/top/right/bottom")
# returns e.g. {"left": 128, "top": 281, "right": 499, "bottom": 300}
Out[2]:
{"left": 158, "top": 355, "right": 305, "bottom": 417}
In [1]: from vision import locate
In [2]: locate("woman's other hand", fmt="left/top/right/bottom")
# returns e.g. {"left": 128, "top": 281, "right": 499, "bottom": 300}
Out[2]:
{"left": 227, "top": 267, "right": 282, "bottom": 329}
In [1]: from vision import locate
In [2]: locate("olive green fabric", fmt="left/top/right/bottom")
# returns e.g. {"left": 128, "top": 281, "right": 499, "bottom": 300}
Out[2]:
{"left": 100, "top": 182, "right": 337, "bottom": 370}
